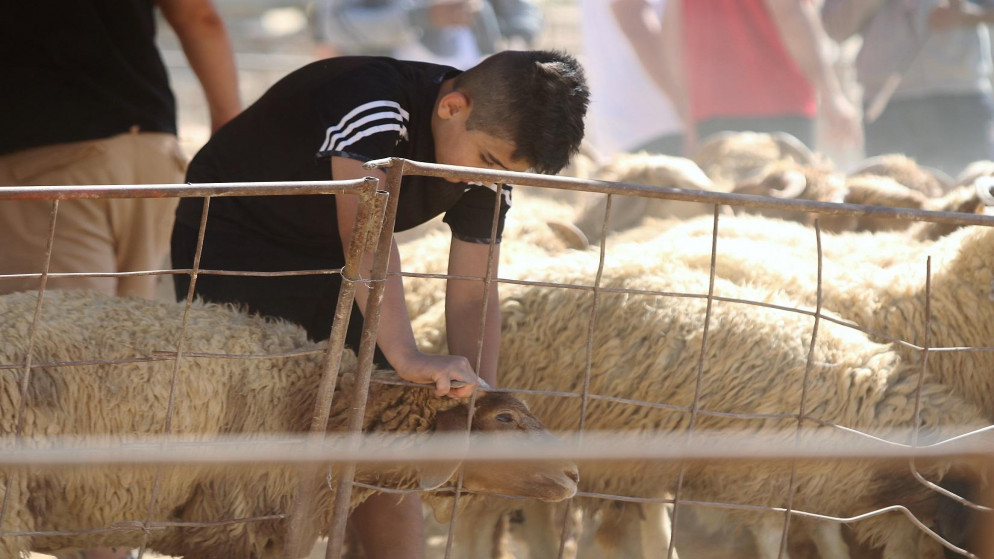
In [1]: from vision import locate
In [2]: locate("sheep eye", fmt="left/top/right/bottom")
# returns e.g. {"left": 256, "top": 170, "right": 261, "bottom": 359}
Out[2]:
{"left": 495, "top": 412, "right": 514, "bottom": 423}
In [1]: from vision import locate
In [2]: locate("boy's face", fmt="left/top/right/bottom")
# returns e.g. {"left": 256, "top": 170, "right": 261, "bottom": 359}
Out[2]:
{"left": 433, "top": 90, "right": 532, "bottom": 180}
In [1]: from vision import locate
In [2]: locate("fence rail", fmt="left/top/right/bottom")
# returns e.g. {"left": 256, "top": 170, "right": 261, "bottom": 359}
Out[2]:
{"left": 3, "top": 159, "right": 994, "bottom": 558}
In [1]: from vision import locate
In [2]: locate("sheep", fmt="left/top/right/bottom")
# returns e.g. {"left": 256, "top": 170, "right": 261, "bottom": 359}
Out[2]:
{"left": 955, "top": 159, "right": 994, "bottom": 189}
{"left": 0, "top": 289, "right": 579, "bottom": 559}
{"left": 633, "top": 212, "right": 941, "bottom": 277}
{"left": 849, "top": 154, "right": 953, "bottom": 198}
{"left": 571, "top": 152, "right": 722, "bottom": 244}
{"left": 565, "top": 133, "right": 824, "bottom": 248}
{"left": 720, "top": 149, "right": 982, "bottom": 241}
{"left": 399, "top": 193, "right": 589, "bottom": 321}
{"left": 638, "top": 215, "right": 994, "bottom": 425}
{"left": 914, "top": 183, "right": 990, "bottom": 241}
{"left": 842, "top": 155, "right": 986, "bottom": 238}
{"left": 728, "top": 158, "right": 855, "bottom": 233}
{"left": 728, "top": 158, "right": 982, "bottom": 239}
{"left": 412, "top": 250, "right": 988, "bottom": 558}
{"left": 690, "top": 131, "right": 817, "bottom": 190}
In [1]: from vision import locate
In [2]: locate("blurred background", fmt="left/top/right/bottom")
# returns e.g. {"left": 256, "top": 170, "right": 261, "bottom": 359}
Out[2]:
{"left": 158, "top": 0, "right": 582, "bottom": 160}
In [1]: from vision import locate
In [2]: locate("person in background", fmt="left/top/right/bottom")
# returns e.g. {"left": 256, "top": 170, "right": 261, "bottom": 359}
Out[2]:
{"left": 613, "top": 0, "right": 862, "bottom": 153}
{"left": 0, "top": 0, "right": 241, "bottom": 305}
{"left": 170, "top": 50, "right": 588, "bottom": 559}
{"left": 581, "top": 0, "right": 685, "bottom": 158}
{"left": 823, "top": 0, "right": 994, "bottom": 178}
{"left": 312, "top": 0, "right": 542, "bottom": 69}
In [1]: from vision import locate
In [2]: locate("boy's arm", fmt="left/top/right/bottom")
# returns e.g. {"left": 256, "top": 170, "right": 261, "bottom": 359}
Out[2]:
{"left": 158, "top": 0, "right": 242, "bottom": 132}
{"left": 332, "top": 156, "right": 480, "bottom": 398}
{"left": 446, "top": 237, "right": 501, "bottom": 387}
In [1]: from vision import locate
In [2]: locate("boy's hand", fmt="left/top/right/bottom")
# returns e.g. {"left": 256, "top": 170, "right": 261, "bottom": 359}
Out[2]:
{"left": 395, "top": 351, "right": 481, "bottom": 398}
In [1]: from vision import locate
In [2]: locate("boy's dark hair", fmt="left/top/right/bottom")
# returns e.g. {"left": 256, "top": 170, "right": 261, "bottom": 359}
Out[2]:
{"left": 453, "top": 50, "right": 589, "bottom": 175}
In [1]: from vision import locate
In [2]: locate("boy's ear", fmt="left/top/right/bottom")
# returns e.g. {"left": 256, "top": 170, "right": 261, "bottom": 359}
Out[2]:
{"left": 436, "top": 91, "right": 471, "bottom": 120}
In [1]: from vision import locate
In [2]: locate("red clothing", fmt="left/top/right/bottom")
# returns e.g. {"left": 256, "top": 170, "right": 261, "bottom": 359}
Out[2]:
{"left": 683, "top": 0, "right": 816, "bottom": 123}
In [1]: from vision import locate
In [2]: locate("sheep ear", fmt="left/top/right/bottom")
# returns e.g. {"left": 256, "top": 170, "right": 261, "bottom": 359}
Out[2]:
{"left": 428, "top": 496, "right": 456, "bottom": 524}
{"left": 419, "top": 462, "right": 463, "bottom": 491}
{"left": 419, "top": 404, "right": 471, "bottom": 491}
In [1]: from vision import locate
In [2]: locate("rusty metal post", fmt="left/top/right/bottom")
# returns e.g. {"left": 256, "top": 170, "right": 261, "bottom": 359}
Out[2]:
{"left": 284, "top": 177, "right": 387, "bottom": 559}
{"left": 324, "top": 159, "right": 404, "bottom": 559}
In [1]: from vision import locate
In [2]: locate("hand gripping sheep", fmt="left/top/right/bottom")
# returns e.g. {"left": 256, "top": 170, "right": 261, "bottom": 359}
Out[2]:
{"left": 0, "top": 290, "right": 578, "bottom": 559}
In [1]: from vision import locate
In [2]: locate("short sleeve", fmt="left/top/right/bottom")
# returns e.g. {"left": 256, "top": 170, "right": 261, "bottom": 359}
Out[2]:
{"left": 314, "top": 65, "right": 410, "bottom": 162}
{"left": 443, "top": 183, "right": 513, "bottom": 244}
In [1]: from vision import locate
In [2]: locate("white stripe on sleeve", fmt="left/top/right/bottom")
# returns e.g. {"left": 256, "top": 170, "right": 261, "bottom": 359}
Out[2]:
{"left": 320, "top": 100, "right": 410, "bottom": 152}
{"left": 333, "top": 123, "right": 409, "bottom": 152}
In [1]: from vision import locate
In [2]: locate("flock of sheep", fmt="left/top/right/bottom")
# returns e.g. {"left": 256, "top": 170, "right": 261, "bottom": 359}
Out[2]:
{"left": 401, "top": 131, "right": 994, "bottom": 559}
{"left": 3, "top": 131, "right": 994, "bottom": 558}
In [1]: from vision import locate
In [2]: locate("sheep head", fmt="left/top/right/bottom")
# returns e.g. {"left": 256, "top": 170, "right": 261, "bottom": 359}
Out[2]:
{"left": 691, "top": 131, "right": 815, "bottom": 190}
{"left": 575, "top": 152, "right": 722, "bottom": 239}
{"left": 423, "top": 391, "right": 579, "bottom": 503}
{"left": 849, "top": 154, "right": 951, "bottom": 197}
{"left": 730, "top": 159, "right": 855, "bottom": 232}
{"left": 909, "top": 183, "right": 989, "bottom": 241}
{"left": 843, "top": 175, "right": 929, "bottom": 233}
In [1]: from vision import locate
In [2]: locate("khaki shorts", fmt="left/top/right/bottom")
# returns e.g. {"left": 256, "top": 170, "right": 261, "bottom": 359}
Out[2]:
{"left": 0, "top": 129, "right": 185, "bottom": 298}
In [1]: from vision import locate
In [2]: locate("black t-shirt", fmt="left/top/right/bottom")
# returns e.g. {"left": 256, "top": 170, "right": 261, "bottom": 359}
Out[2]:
{"left": 0, "top": 1, "right": 176, "bottom": 154}
{"left": 175, "top": 56, "right": 511, "bottom": 259}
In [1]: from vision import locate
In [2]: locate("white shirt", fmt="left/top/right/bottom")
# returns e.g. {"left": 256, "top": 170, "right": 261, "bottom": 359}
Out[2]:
{"left": 580, "top": 0, "right": 684, "bottom": 156}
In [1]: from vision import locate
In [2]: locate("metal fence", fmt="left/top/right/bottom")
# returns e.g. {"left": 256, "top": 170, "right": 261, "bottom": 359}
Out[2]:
{"left": 3, "top": 161, "right": 994, "bottom": 559}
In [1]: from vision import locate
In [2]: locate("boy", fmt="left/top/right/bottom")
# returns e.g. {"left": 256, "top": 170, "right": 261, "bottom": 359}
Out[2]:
{"left": 170, "top": 50, "right": 588, "bottom": 558}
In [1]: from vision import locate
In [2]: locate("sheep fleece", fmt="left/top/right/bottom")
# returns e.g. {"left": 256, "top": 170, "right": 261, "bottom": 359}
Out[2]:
{"left": 0, "top": 290, "right": 462, "bottom": 558}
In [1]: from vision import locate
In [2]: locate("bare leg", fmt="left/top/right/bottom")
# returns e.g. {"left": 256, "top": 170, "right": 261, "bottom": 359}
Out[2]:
{"left": 450, "top": 500, "right": 503, "bottom": 559}
{"left": 752, "top": 515, "right": 791, "bottom": 559}
{"left": 642, "top": 503, "right": 679, "bottom": 559}
{"left": 584, "top": 503, "right": 646, "bottom": 559}
{"left": 880, "top": 521, "right": 922, "bottom": 559}
{"left": 515, "top": 501, "right": 569, "bottom": 559}
{"left": 351, "top": 493, "right": 426, "bottom": 559}
{"left": 806, "top": 520, "right": 849, "bottom": 559}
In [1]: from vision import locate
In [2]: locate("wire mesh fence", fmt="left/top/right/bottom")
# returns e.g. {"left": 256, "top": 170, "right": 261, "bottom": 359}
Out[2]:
{"left": 2, "top": 160, "right": 994, "bottom": 559}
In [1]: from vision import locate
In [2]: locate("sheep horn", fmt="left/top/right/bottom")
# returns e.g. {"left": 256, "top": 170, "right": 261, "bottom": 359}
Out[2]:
{"left": 772, "top": 132, "right": 815, "bottom": 164}
{"left": 848, "top": 155, "right": 889, "bottom": 176}
{"left": 770, "top": 169, "right": 809, "bottom": 199}
{"left": 920, "top": 165, "right": 956, "bottom": 192}
{"left": 547, "top": 220, "right": 590, "bottom": 250}
{"left": 974, "top": 176, "right": 994, "bottom": 206}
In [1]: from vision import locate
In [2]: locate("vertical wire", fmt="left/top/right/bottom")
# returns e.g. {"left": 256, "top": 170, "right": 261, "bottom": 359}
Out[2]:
{"left": 0, "top": 199, "right": 58, "bottom": 539}
{"left": 135, "top": 195, "right": 212, "bottom": 558}
{"left": 777, "top": 220, "right": 825, "bottom": 558}
{"left": 668, "top": 204, "right": 721, "bottom": 559}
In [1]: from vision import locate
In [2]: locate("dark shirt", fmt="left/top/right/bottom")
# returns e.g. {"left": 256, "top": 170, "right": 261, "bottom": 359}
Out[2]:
{"left": 175, "top": 56, "right": 511, "bottom": 260}
{"left": 0, "top": 0, "right": 176, "bottom": 155}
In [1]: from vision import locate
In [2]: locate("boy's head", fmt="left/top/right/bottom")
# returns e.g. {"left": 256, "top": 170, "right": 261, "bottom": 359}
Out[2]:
{"left": 450, "top": 50, "right": 589, "bottom": 175}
